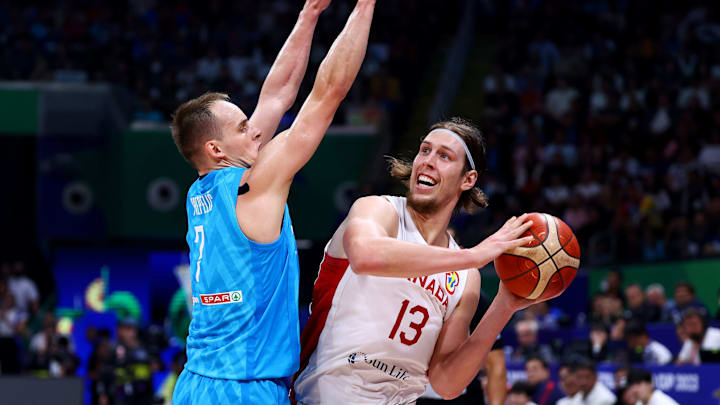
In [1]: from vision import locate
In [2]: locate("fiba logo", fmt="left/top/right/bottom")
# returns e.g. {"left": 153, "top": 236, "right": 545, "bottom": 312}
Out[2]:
{"left": 445, "top": 272, "right": 459, "bottom": 295}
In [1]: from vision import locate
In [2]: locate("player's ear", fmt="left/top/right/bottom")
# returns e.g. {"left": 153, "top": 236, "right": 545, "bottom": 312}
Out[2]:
{"left": 461, "top": 170, "right": 477, "bottom": 191}
{"left": 204, "top": 139, "right": 224, "bottom": 160}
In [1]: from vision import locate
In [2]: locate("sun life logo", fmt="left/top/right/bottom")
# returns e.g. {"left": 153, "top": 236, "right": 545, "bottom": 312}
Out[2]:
{"left": 445, "top": 272, "right": 459, "bottom": 295}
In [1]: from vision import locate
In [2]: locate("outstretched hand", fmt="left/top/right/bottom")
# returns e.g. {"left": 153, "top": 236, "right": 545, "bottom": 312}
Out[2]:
{"left": 471, "top": 214, "right": 534, "bottom": 265}
{"left": 305, "top": 0, "right": 332, "bottom": 13}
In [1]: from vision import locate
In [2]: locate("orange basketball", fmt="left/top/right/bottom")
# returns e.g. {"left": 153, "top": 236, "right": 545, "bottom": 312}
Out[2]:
{"left": 494, "top": 213, "right": 580, "bottom": 300}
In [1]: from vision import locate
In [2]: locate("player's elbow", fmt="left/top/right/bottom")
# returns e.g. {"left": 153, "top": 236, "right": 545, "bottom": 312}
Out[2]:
{"left": 429, "top": 380, "right": 463, "bottom": 400}
{"left": 312, "top": 77, "right": 350, "bottom": 105}
{"left": 345, "top": 238, "right": 382, "bottom": 275}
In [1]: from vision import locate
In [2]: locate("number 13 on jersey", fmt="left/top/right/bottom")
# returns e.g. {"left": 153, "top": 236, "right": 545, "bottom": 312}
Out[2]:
{"left": 194, "top": 225, "right": 205, "bottom": 282}
{"left": 388, "top": 299, "right": 429, "bottom": 346}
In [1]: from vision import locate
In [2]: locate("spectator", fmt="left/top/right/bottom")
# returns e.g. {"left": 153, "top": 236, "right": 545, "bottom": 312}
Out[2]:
{"left": 27, "top": 312, "right": 61, "bottom": 374}
{"left": 623, "top": 284, "right": 657, "bottom": 323}
{"left": 625, "top": 368, "right": 679, "bottom": 405}
{"left": 590, "top": 295, "right": 624, "bottom": 326}
{"left": 0, "top": 276, "right": 23, "bottom": 374}
{"left": 600, "top": 270, "right": 625, "bottom": 304}
{"left": 624, "top": 321, "right": 672, "bottom": 365}
{"left": 525, "top": 356, "right": 564, "bottom": 405}
{"left": 525, "top": 301, "right": 567, "bottom": 330}
{"left": 88, "top": 328, "right": 115, "bottom": 405}
{"left": 557, "top": 364, "right": 579, "bottom": 405}
{"left": 4, "top": 260, "right": 40, "bottom": 320}
{"left": 613, "top": 364, "right": 631, "bottom": 395}
{"left": 545, "top": 78, "right": 579, "bottom": 120}
{"left": 571, "top": 360, "right": 616, "bottom": 405}
{"left": 645, "top": 284, "right": 672, "bottom": 323}
{"left": 113, "top": 317, "right": 153, "bottom": 405}
{"left": 676, "top": 308, "right": 720, "bottom": 365}
{"left": 668, "top": 283, "right": 708, "bottom": 323}
{"left": 509, "top": 318, "right": 556, "bottom": 364}
{"left": 508, "top": 381, "right": 538, "bottom": 405}
{"left": 587, "top": 322, "right": 622, "bottom": 363}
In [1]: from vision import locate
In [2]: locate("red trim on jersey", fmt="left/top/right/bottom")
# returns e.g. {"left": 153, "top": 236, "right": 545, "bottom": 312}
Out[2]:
{"left": 291, "top": 252, "right": 349, "bottom": 402}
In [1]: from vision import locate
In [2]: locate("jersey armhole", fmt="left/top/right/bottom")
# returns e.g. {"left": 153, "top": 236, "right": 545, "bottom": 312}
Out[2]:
{"left": 226, "top": 169, "right": 289, "bottom": 249}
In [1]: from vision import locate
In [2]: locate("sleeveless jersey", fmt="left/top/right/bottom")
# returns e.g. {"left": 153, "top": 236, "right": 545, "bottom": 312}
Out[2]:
{"left": 184, "top": 167, "right": 300, "bottom": 380}
{"left": 294, "top": 196, "right": 469, "bottom": 405}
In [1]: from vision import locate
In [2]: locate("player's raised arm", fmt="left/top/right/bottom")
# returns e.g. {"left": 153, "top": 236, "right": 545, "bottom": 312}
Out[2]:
{"left": 248, "top": 0, "right": 375, "bottom": 187}
{"left": 339, "top": 198, "right": 534, "bottom": 277}
{"left": 236, "top": 0, "right": 375, "bottom": 243}
{"left": 249, "top": 0, "right": 331, "bottom": 145}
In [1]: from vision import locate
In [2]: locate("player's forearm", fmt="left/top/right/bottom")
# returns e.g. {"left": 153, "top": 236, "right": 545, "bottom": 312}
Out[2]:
{"left": 346, "top": 235, "right": 479, "bottom": 277}
{"left": 254, "top": 7, "right": 320, "bottom": 144}
{"left": 428, "top": 300, "right": 514, "bottom": 399}
{"left": 485, "top": 350, "right": 508, "bottom": 405}
{"left": 271, "top": 0, "right": 374, "bottom": 181}
{"left": 310, "top": 0, "right": 374, "bottom": 103}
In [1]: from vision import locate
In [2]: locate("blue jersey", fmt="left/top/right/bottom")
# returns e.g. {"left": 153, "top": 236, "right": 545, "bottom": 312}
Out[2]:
{"left": 183, "top": 167, "right": 300, "bottom": 380}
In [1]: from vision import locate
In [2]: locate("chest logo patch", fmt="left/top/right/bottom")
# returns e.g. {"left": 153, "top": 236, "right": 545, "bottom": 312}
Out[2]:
{"left": 445, "top": 272, "right": 459, "bottom": 295}
{"left": 199, "top": 290, "right": 243, "bottom": 305}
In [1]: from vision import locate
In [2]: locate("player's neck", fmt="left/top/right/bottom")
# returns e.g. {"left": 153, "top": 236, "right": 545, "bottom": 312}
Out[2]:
{"left": 198, "top": 159, "right": 249, "bottom": 176}
{"left": 406, "top": 205, "right": 452, "bottom": 248}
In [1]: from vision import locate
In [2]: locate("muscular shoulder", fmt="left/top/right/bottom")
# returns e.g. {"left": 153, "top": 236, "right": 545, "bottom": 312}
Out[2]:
{"left": 326, "top": 196, "right": 398, "bottom": 258}
{"left": 351, "top": 195, "right": 395, "bottom": 211}
{"left": 351, "top": 196, "right": 399, "bottom": 232}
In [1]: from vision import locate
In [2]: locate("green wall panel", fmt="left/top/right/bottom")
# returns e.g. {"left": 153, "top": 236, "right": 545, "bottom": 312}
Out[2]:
{"left": 0, "top": 89, "right": 38, "bottom": 134}
{"left": 288, "top": 134, "right": 374, "bottom": 240}
{"left": 590, "top": 259, "right": 720, "bottom": 316}
{"left": 106, "top": 129, "right": 196, "bottom": 239}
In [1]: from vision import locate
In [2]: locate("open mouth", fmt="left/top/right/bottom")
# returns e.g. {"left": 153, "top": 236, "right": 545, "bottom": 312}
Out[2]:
{"left": 417, "top": 174, "right": 437, "bottom": 189}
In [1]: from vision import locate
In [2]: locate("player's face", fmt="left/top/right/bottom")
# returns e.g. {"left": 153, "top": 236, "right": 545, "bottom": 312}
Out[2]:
{"left": 407, "top": 131, "right": 474, "bottom": 214}
{"left": 210, "top": 100, "right": 262, "bottom": 167}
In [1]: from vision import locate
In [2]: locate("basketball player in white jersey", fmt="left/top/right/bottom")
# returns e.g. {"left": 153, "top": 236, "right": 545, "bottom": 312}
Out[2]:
{"left": 293, "top": 117, "right": 548, "bottom": 404}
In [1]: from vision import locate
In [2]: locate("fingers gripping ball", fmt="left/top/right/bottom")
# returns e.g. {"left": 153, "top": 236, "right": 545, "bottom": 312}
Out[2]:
{"left": 494, "top": 213, "right": 580, "bottom": 300}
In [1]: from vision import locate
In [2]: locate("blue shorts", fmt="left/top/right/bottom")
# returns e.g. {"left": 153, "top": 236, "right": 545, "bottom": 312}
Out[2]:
{"left": 172, "top": 369, "right": 290, "bottom": 404}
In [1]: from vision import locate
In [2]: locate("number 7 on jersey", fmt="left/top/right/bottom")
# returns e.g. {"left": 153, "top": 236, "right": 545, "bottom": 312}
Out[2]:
{"left": 194, "top": 225, "right": 205, "bottom": 282}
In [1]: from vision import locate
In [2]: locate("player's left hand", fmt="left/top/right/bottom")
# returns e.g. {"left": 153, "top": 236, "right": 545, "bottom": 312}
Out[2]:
{"left": 495, "top": 281, "right": 549, "bottom": 313}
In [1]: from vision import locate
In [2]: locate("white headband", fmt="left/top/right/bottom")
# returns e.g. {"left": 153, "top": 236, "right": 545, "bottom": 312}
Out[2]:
{"left": 426, "top": 128, "right": 476, "bottom": 171}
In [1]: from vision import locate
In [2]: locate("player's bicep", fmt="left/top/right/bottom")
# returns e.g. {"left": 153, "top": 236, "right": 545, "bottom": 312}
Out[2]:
{"left": 429, "top": 270, "right": 481, "bottom": 367}
{"left": 342, "top": 196, "right": 397, "bottom": 244}
{"left": 248, "top": 93, "right": 337, "bottom": 192}
{"left": 249, "top": 98, "right": 286, "bottom": 147}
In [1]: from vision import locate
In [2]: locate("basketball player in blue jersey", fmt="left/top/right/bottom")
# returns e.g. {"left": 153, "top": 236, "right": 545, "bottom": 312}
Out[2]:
{"left": 169, "top": 0, "right": 377, "bottom": 403}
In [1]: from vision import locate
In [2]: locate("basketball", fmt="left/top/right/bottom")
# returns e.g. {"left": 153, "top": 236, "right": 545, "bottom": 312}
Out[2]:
{"left": 494, "top": 213, "right": 580, "bottom": 300}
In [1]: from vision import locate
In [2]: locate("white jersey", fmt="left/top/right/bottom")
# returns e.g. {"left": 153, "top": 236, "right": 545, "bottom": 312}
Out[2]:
{"left": 294, "top": 196, "right": 470, "bottom": 405}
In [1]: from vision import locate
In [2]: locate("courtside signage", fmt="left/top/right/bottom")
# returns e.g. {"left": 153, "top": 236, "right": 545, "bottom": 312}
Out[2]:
{"left": 199, "top": 290, "right": 243, "bottom": 305}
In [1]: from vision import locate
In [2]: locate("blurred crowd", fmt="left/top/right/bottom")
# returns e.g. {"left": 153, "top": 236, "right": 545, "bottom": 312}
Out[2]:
{"left": 503, "top": 268, "right": 720, "bottom": 405}
{"left": 455, "top": 1, "right": 720, "bottom": 266}
{"left": 0, "top": 259, "right": 184, "bottom": 405}
{"left": 2, "top": 1, "right": 720, "bottom": 404}
{"left": 0, "top": 0, "right": 459, "bottom": 126}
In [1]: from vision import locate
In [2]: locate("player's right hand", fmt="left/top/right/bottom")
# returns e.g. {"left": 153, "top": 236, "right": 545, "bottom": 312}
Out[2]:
{"left": 471, "top": 214, "right": 534, "bottom": 264}
{"left": 306, "top": 0, "right": 332, "bottom": 13}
